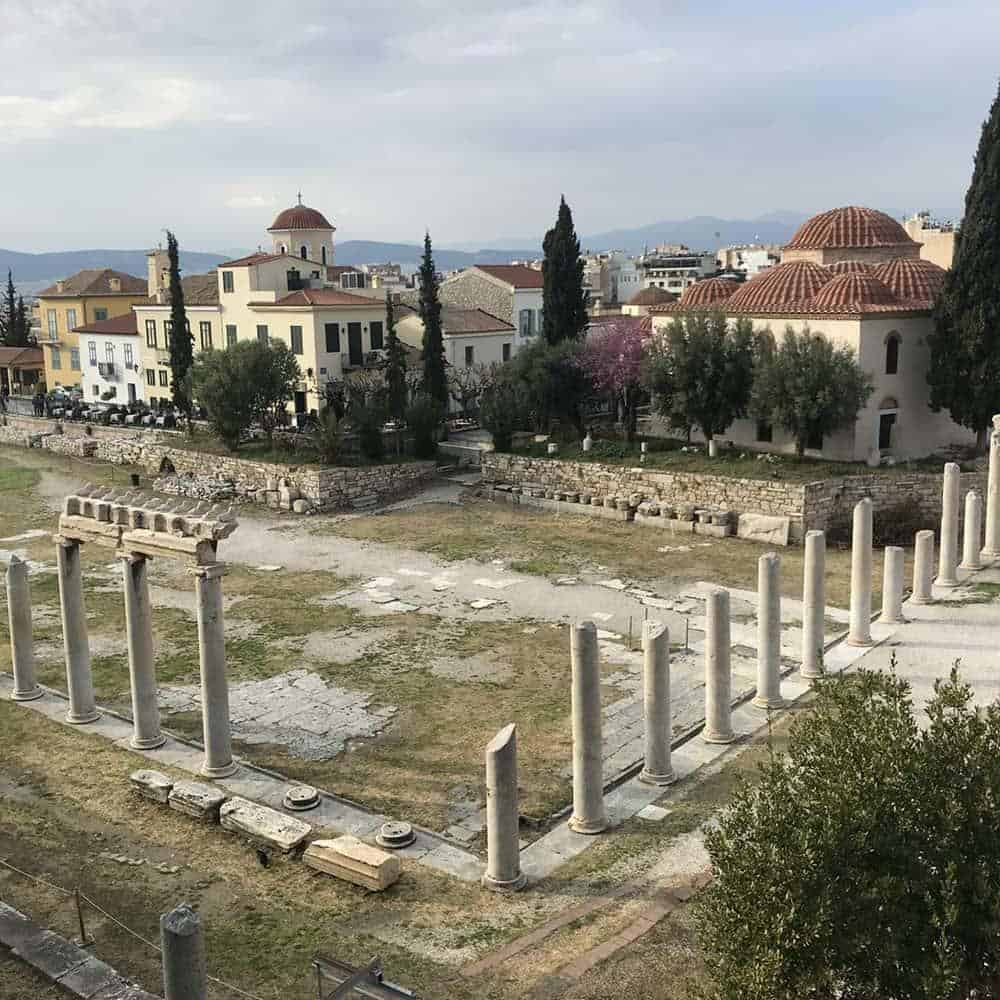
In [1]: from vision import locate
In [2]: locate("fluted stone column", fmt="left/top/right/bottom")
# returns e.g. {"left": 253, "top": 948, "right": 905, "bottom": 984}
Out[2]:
{"left": 847, "top": 499, "right": 873, "bottom": 647}
{"left": 984, "top": 415, "right": 1000, "bottom": 559}
{"left": 960, "top": 490, "right": 983, "bottom": 571}
{"left": 936, "top": 462, "right": 961, "bottom": 588}
{"left": 879, "top": 546, "right": 905, "bottom": 625}
{"left": 569, "top": 621, "right": 607, "bottom": 835}
{"left": 753, "top": 553, "right": 783, "bottom": 709}
{"left": 801, "top": 530, "right": 825, "bottom": 680}
{"left": 194, "top": 563, "right": 237, "bottom": 779}
{"left": 122, "top": 554, "right": 165, "bottom": 749}
{"left": 160, "top": 904, "right": 207, "bottom": 1000}
{"left": 911, "top": 530, "right": 935, "bottom": 605}
{"left": 6, "top": 555, "right": 42, "bottom": 701}
{"left": 703, "top": 587, "right": 735, "bottom": 744}
{"left": 482, "top": 723, "right": 525, "bottom": 892}
{"left": 55, "top": 537, "right": 100, "bottom": 724}
{"left": 639, "top": 620, "right": 674, "bottom": 786}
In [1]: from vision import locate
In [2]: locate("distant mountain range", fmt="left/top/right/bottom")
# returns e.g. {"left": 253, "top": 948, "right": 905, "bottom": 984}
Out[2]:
{"left": 1, "top": 212, "right": 818, "bottom": 296}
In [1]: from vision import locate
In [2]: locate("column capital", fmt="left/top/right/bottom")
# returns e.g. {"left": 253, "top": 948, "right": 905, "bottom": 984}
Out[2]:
{"left": 54, "top": 534, "right": 82, "bottom": 550}
{"left": 119, "top": 551, "right": 149, "bottom": 565}
{"left": 190, "top": 562, "right": 226, "bottom": 580}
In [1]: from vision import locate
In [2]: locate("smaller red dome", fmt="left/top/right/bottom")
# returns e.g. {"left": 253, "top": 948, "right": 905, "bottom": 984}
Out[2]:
{"left": 677, "top": 277, "right": 741, "bottom": 308}
{"left": 725, "top": 261, "right": 832, "bottom": 311}
{"left": 807, "top": 273, "right": 900, "bottom": 311}
{"left": 827, "top": 260, "right": 874, "bottom": 275}
{"left": 628, "top": 285, "right": 675, "bottom": 306}
{"left": 872, "top": 258, "right": 946, "bottom": 303}
{"left": 268, "top": 204, "right": 335, "bottom": 232}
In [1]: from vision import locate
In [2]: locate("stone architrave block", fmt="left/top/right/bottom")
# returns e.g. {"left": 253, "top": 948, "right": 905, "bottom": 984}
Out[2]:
{"left": 737, "top": 513, "right": 791, "bottom": 546}
{"left": 219, "top": 797, "right": 312, "bottom": 854}
{"left": 304, "top": 836, "right": 400, "bottom": 891}
{"left": 129, "top": 769, "right": 174, "bottom": 804}
{"left": 168, "top": 780, "right": 228, "bottom": 822}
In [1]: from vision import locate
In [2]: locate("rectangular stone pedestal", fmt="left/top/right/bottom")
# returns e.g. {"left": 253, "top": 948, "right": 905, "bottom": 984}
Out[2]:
{"left": 219, "top": 797, "right": 311, "bottom": 854}
{"left": 304, "top": 836, "right": 400, "bottom": 890}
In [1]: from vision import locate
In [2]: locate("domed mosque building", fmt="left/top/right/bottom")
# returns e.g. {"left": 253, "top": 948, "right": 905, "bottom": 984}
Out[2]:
{"left": 649, "top": 206, "right": 968, "bottom": 462}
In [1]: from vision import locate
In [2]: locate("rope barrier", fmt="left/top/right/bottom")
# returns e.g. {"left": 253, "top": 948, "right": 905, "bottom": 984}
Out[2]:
{"left": 0, "top": 856, "right": 269, "bottom": 1000}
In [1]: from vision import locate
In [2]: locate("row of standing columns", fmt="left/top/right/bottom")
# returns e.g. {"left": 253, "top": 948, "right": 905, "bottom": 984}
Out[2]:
{"left": 5, "top": 537, "right": 236, "bottom": 779}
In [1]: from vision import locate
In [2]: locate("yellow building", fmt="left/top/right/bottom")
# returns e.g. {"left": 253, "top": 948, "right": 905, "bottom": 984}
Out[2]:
{"left": 35, "top": 269, "right": 148, "bottom": 391}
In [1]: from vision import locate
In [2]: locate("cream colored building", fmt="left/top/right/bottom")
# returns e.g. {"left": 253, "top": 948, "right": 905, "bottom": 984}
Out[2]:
{"left": 133, "top": 201, "right": 391, "bottom": 414}
{"left": 904, "top": 211, "right": 956, "bottom": 269}
{"left": 650, "top": 206, "right": 972, "bottom": 463}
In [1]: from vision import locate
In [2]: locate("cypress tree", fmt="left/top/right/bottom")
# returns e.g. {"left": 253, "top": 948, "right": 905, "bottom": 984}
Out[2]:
{"left": 13, "top": 296, "right": 31, "bottom": 347}
{"left": 166, "top": 231, "right": 193, "bottom": 421}
{"left": 419, "top": 231, "right": 447, "bottom": 406}
{"left": 928, "top": 83, "right": 1000, "bottom": 444}
{"left": 1, "top": 270, "right": 17, "bottom": 346}
{"left": 542, "top": 195, "right": 588, "bottom": 345}
{"left": 384, "top": 290, "right": 407, "bottom": 422}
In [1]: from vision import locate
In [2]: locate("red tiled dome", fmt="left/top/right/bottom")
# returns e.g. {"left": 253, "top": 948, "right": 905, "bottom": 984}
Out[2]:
{"left": 725, "top": 261, "right": 832, "bottom": 311}
{"left": 677, "top": 277, "right": 741, "bottom": 308}
{"left": 827, "top": 260, "right": 874, "bottom": 276}
{"left": 785, "top": 206, "right": 915, "bottom": 250}
{"left": 267, "top": 204, "right": 335, "bottom": 232}
{"left": 807, "top": 273, "right": 901, "bottom": 311}
{"left": 872, "top": 258, "right": 947, "bottom": 303}
{"left": 628, "top": 285, "right": 675, "bottom": 306}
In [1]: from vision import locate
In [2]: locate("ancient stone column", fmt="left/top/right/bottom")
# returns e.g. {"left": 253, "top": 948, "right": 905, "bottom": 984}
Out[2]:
{"left": 482, "top": 723, "right": 526, "bottom": 892}
{"left": 568, "top": 621, "right": 607, "bottom": 834}
{"left": 960, "top": 490, "right": 983, "bottom": 571}
{"left": 753, "top": 553, "right": 783, "bottom": 709}
{"left": 703, "top": 587, "right": 735, "bottom": 744}
{"left": 6, "top": 555, "right": 42, "bottom": 701}
{"left": 936, "top": 462, "right": 961, "bottom": 588}
{"left": 193, "top": 563, "right": 237, "bottom": 778}
{"left": 121, "top": 553, "right": 165, "bottom": 749}
{"left": 879, "top": 546, "right": 905, "bottom": 625}
{"left": 984, "top": 415, "right": 1000, "bottom": 559}
{"left": 55, "top": 537, "right": 100, "bottom": 724}
{"left": 847, "top": 499, "right": 873, "bottom": 647}
{"left": 160, "top": 903, "right": 207, "bottom": 1000}
{"left": 911, "top": 530, "right": 935, "bottom": 605}
{"left": 801, "top": 530, "right": 825, "bottom": 680}
{"left": 639, "top": 620, "right": 674, "bottom": 786}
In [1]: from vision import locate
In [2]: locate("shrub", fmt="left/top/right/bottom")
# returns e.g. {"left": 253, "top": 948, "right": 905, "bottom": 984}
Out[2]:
{"left": 406, "top": 392, "right": 444, "bottom": 459}
{"left": 479, "top": 377, "right": 525, "bottom": 452}
{"left": 352, "top": 405, "right": 385, "bottom": 462}
{"left": 309, "top": 407, "right": 344, "bottom": 465}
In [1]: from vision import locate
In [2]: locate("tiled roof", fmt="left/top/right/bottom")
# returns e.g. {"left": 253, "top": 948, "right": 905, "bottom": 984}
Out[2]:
{"left": 220, "top": 251, "right": 327, "bottom": 270}
{"left": 38, "top": 269, "right": 147, "bottom": 298}
{"left": 872, "top": 258, "right": 947, "bottom": 304}
{"left": 474, "top": 264, "right": 544, "bottom": 289}
{"left": 257, "top": 289, "right": 383, "bottom": 308}
{"left": 396, "top": 303, "right": 515, "bottom": 333}
{"left": 267, "top": 205, "right": 335, "bottom": 232}
{"left": 677, "top": 277, "right": 741, "bottom": 308}
{"left": 0, "top": 346, "right": 44, "bottom": 367}
{"left": 807, "top": 273, "right": 901, "bottom": 312}
{"left": 827, "top": 260, "right": 875, "bottom": 275}
{"left": 134, "top": 272, "right": 219, "bottom": 308}
{"left": 627, "top": 286, "right": 676, "bottom": 306}
{"left": 785, "top": 206, "right": 917, "bottom": 250}
{"left": 724, "top": 261, "right": 832, "bottom": 312}
{"left": 74, "top": 312, "right": 138, "bottom": 336}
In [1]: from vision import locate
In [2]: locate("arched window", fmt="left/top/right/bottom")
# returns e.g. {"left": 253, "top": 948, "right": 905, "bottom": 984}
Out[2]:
{"left": 300, "top": 245, "right": 308, "bottom": 260}
{"left": 321, "top": 246, "right": 327, "bottom": 265}
{"left": 885, "top": 333, "right": 900, "bottom": 375}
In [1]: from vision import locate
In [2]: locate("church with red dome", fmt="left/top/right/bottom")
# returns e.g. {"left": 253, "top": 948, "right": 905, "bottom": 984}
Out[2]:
{"left": 650, "top": 206, "right": 972, "bottom": 462}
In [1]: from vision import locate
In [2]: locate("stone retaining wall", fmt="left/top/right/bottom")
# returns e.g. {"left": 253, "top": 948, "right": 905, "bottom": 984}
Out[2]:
{"left": 482, "top": 452, "right": 987, "bottom": 542}
{"left": 0, "top": 414, "right": 436, "bottom": 511}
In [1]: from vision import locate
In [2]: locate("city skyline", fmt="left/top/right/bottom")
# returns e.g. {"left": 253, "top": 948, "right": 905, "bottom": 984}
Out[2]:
{"left": 3, "top": 0, "right": 996, "bottom": 252}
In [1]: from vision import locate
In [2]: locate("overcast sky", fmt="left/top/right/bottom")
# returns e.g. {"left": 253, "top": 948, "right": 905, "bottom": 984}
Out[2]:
{"left": 3, "top": 0, "right": 998, "bottom": 252}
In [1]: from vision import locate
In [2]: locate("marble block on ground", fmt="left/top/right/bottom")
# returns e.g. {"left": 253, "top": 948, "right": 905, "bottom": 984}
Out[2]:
{"left": 220, "top": 796, "right": 312, "bottom": 854}
{"left": 304, "top": 836, "right": 400, "bottom": 891}
{"left": 129, "top": 769, "right": 173, "bottom": 804}
{"left": 737, "top": 513, "right": 790, "bottom": 546}
{"left": 168, "top": 780, "right": 227, "bottom": 822}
